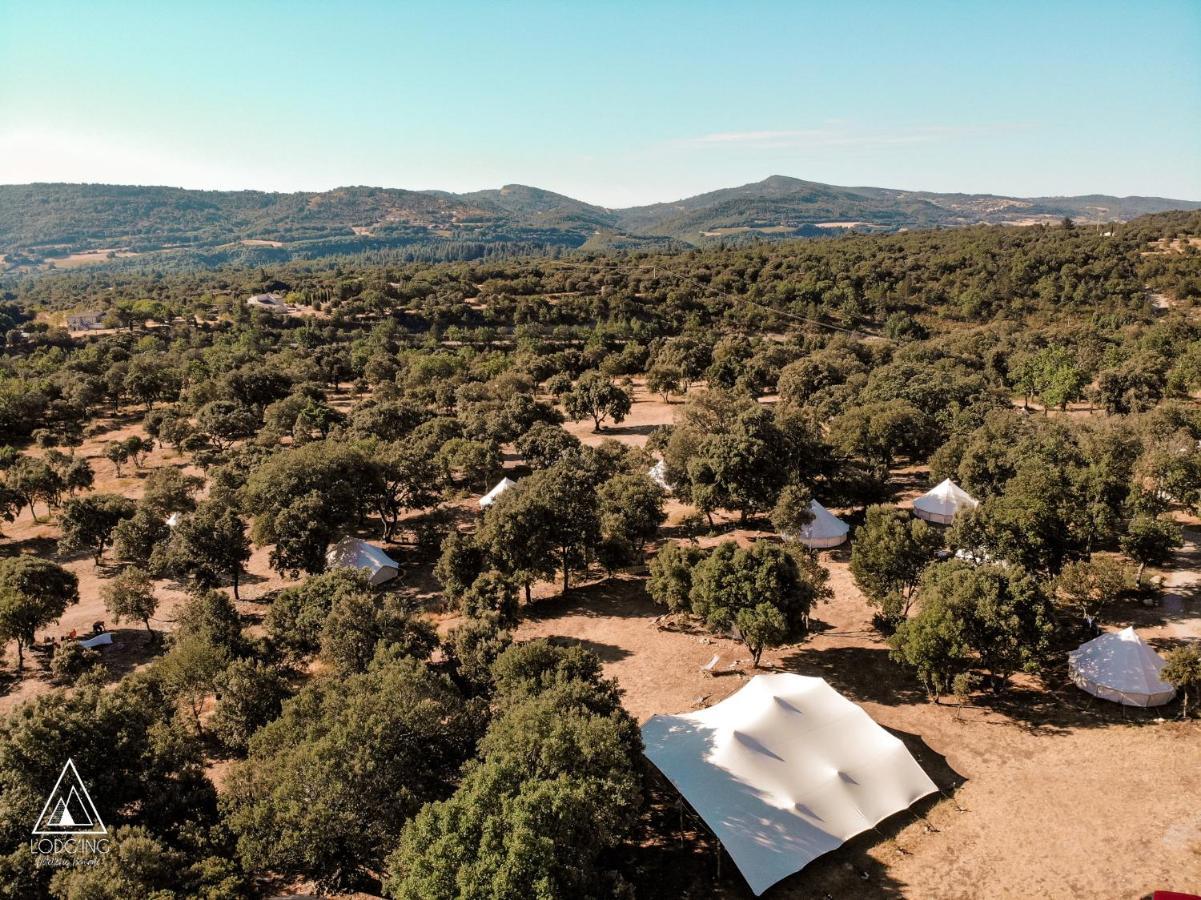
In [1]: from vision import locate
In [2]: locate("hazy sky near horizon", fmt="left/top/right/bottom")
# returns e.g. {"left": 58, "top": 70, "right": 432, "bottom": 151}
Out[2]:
{"left": 1, "top": 1, "right": 1199, "bottom": 206}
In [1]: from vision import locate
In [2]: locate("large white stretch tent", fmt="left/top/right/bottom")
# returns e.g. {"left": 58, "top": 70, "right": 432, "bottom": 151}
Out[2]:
{"left": 642, "top": 674, "right": 937, "bottom": 896}
{"left": 479, "top": 477, "right": 517, "bottom": 508}
{"left": 325, "top": 537, "right": 400, "bottom": 587}
{"left": 795, "top": 499, "right": 849, "bottom": 549}
{"left": 912, "top": 478, "right": 978, "bottom": 525}
{"left": 1068, "top": 626, "right": 1176, "bottom": 707}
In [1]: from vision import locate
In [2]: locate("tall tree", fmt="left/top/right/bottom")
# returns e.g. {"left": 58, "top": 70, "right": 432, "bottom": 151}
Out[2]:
{"left": 155, "top": 501, "right": 252, "bottom": 599}
{"left": 0, "top": 556, "right": 79, "bottom": 668}
{"left": 58, "top": 493, "right": 136, "bottom": 565}
{"left": 101, "top": 566, "right": 159, "bottom": 637}
{"left": 1161, "top": 645, "right": 1201, "bottom": 718}
{"left": 563, "top": 370, "right": 632, "bottom": 433}
{"left": 850, "top": 504, "right": 943, "bottom": 619}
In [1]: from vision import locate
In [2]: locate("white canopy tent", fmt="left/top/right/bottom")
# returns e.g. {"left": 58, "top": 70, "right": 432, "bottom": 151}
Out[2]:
{"left": 479, "top": 477, "right": 517, "bottom": 508}
{"left": 165, "top": 512, "right": 180, "bottom": 529}
{"left": 647, "top": 459, "right": 671, "bottom": 492}
{"left": 642, "top": 674, "right": 937, "bottom": 896}
{"left": 1068, "top": 626, "right": 1176, "bottom": 707}
{"left": 325, "top": 537, "right": 400, "bottom": 587}
{"left": 793, "top": 499, "right": 849, "bottom": 549}
{"left": 79, "top": 632, "right": 113, "bottom": 649}
{"left": 912, "top": 479, "right": 978, "bottom": 525}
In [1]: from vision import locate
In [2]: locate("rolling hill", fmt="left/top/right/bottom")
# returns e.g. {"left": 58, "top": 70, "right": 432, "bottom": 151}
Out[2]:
{"left": 1, "top": 176, "right": 1196, "bottom": 272}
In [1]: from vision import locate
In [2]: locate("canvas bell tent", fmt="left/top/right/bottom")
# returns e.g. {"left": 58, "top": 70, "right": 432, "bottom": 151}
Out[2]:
{"left": 325, "top": 537, "right": 400, "bottom": 587}
{"left": 479, "top": 477, "right": 517, "bottom": 508}
{"left": 1068, "top": 626, "right": 1176, "bottom": 707}
{"left": 793, "top": 499, "right": 849, "bottom": 549}
{"left": 912, "top": 479, "right": 978, "bottom": 525}
{"left": 642, "top": 673, "right": 937, "bottom": 896}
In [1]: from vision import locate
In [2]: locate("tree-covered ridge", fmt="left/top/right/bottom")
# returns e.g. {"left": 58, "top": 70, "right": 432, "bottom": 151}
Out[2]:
{"left": 2, "top": 176, "right": 1197, "bottom": 270}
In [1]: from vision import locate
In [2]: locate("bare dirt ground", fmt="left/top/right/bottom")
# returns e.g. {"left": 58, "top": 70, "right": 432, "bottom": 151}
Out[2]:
{"left": 42, "top": 248, "right": 141, "bottom": 269}
{"left": 4, "top": 384, "right": 1200, "bottom": 898}
{"left": 540, "top": 383, "right": 1201, "bottom": 899}
{"left": 517, "top": 546, "right": 1201, "bottom": 900}
{"left": 561, "top": 377, "right": 678, "bottom": 448}
{"left": 1144, "top": 237, "right": 1201, "bottom": 255}
{"left": 0, "top": 414, "right": 304, "bottom": 714}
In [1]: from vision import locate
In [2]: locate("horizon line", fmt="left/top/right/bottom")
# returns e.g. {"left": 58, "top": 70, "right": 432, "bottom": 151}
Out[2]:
{"left": 1, "top": 175, "right": 1199, "bottom": 209}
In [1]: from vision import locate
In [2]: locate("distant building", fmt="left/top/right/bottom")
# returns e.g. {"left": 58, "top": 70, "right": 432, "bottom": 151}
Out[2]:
{"left": 66, "top": 311, "right": 104, "bottom": 330}
{"left": 246, "top": 292, "right": 289, "bottom": 314}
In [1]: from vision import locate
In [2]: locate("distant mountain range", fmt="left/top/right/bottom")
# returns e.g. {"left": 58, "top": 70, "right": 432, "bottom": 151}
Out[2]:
{"left": 1, "top": 176, "right": 1197, "bottom": 272}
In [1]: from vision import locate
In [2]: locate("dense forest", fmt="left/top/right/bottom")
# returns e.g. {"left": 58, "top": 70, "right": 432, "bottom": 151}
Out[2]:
{"left": 0, "top": 210, "right": 1200, "bottom": 898}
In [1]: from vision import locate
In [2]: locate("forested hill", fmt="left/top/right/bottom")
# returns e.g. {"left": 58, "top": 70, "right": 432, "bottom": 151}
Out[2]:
{"left": 1, "top": 177, "right": 1197, "bottom": 272}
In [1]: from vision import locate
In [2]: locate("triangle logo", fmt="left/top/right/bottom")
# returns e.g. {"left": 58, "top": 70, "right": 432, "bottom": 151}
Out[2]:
{"left": 32, "top": 759, "right": 106, "bottom": 835}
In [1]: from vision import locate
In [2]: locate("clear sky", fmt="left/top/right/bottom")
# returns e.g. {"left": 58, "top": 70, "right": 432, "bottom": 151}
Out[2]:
{"left": 1, "top": 0, "right": 1198, "bottom": 206}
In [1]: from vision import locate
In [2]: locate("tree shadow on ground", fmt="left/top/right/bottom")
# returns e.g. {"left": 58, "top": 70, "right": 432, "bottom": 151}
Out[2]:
{"left": 887, "top": 467, "right": 933, "bottom": 501}
{"left": 777, "top": 790, "right": 944, "bottom": 900}
{"left": 775, "top": 644, "right": 929, "bottom": 709}
{"left": 968, "top": 670, "right": 1176, "bottom": 734}
{"left": 0, "top": 535, "right": 59, "bottom": 558}
{"left": 522, "top": 575, "right": 664, "bottom": 622}
{"left": 0, "top": 668, "right": 25, "bottom": 698}
{"left": 541, "top": 635, "right": 633, "bottom": 663}
{"left": 91, "top": 627, "right": 166, "bottom": 682}
{"left": 778, "top": 639, "right": 1169, "bottom": 734}
{"left": 599, "top": 423, "right": 659, "bottom": 438}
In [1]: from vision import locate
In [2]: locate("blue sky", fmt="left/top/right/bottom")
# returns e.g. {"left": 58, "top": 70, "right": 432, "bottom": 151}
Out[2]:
{"left": 1, "top": 0, "right": 1198, "bottom": 206}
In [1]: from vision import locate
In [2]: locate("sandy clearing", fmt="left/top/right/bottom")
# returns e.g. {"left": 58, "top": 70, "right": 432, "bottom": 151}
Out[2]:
{"left": 560, "top": 378, "right": 683, "bottom": 448}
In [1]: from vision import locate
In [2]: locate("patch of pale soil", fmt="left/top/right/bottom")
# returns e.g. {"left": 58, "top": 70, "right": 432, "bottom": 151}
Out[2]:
{"left": 560, "top": 378, "right": 682, "bottom": 448}
{"left": 1138, "top": 525, "right": 1201, "bottom": 643}
{"left": 0, "top": 415, "right": 303, "bottom": 714}
{"left": 42, "top": 249, "right": 139, "bottom": 269}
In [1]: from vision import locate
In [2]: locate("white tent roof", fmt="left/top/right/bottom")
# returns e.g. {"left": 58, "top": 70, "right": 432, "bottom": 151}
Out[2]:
{"left": 1068, "top": 626, "right": 1176, "bottom": 707}
{"left": 912, "top": 479, "right": 978, "bottom": 524}
{"left": 647, "top": 459, "right": 671, "bottom": 491}
{"left": 165, "top": 512, "right": 180, "bottom": 528}
{"left": 325, "top": 537, "right": 400, "bottom": 586}
{"left": 795, "top": 499, "right": 849, "bottom": 548}
{"left": 643, "top": 674, "right": 937, "bottom": 896}
{"left": 79, "top": 632, "right": 113, "bottom": 649}
{"left": 479, "top": 477, "right": 517, "bottom": 508}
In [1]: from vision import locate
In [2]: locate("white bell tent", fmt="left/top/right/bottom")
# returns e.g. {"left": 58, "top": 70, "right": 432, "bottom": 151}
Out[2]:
{"left": 1068, "top": 626, "right": 1176, "bottom": 707}
{"left": 479, "top": 477, "right": 517, "bottom": 508}
{"left": 647, "top": 459, "right": 671, "bottom": 491}
{"left": 794, "top": 499, "right": 849, "bottom": 549}
{"left": 642, "top": 674, "right": 937, "bottom": 896}
{"left": 912, "top": 479, "right": 978, "bottom": 525}
{"left": 325, "top": 537, "right": 400, "bottom": 587}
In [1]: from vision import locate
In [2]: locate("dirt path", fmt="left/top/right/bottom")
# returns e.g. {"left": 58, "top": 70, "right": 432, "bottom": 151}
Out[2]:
{"left": 1155, "top": 526, "right": 1201, "bottom": 640}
